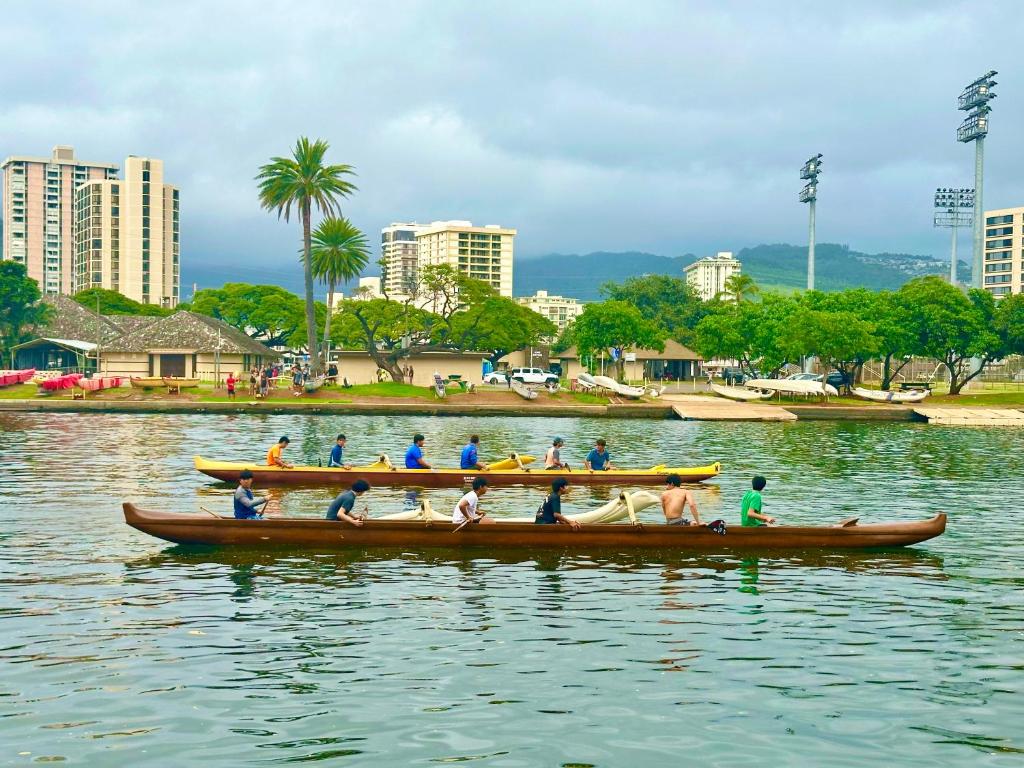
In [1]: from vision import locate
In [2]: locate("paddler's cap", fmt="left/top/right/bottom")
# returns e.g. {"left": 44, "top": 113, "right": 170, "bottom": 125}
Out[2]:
{"left": 553, "top": 436, "right": 564, "bottom": 445}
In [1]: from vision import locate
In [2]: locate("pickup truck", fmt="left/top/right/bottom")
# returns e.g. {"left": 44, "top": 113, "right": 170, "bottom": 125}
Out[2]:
{"left": 510, "top": 367, "right": 559, "bottom": 385}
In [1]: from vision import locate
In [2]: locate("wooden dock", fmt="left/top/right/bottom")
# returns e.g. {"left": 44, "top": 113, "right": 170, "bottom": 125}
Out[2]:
{"left": 913, "top": 407, "right": 1024, "bottom": 426}
{"left": 666, "top": 396, "right": 797, "bottom": 422}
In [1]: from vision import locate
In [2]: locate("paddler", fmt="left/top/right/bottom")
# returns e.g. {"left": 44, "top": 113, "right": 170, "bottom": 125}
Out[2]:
{"left": 544, "top": 437, "right": 570, "bottom": 471}
{"left": 662, "top": 473, "right": 701, "bottom": 525}
{"left": 460, "top": 435, "right": 488, "bottom": 471}
{"left": 329, "top": 433, "right": 352, "bottom": 469}
{"left": 267, "top": 435, "right": 293, "bottom": 468}
{"left": 453, "top": 477, "right": 495, "bottom": 525}
{"left": 584, "top": 438, "right": 617, "bottom": 471}
{"left": 535, "top": 478, "right": 581, "bottom": 529}
{"left": 741, "top": 475, "right": 775, "bottom": 526}
{"left": 325, "top": 479, "right": 371, "bottom": 526}
{"left": 234, "top": 469, "right": 270, "bottom": 519}
{"left": 405, "top": 433, "right": 431, "bottom": 469}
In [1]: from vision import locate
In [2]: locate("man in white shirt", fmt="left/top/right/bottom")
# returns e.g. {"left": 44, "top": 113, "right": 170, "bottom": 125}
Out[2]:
{"left": 453, "top": 477, "right": 494, "bottom": 525}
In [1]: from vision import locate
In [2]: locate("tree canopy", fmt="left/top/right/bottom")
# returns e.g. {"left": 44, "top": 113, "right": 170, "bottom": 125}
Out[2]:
{"left": 191, "top": 283, "right": 314, "bottom": 348}
{"left": 0, "top": 262, "right": 50, "bottom": 361}
{"left": 570, "top": 300, "right": 665, "bottom": 381}
{"left": 73, "top": 288, "right": 173, "bottom": 317}
{"left": 600, "top": 274, "right": 707, "bottom": 343}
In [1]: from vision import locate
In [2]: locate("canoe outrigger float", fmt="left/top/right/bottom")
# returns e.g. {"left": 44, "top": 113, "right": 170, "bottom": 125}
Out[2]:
{"left": 123, "top": 500, "right": 946, "bottom": 551}
{"left": 194, "top": 454, "right": 723, "bottom": 488}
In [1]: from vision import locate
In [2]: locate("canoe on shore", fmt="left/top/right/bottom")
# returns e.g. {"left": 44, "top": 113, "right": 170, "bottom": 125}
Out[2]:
{"left": 131, "top": 377, "right": 165, "bottom": 388}
{"left": 163, "top": 377, "right": 200, "bottom": 389}
{"left": 851, "top": 386, "right": 929, "bottom": 403}
{"left": 123, "top": 503, "right": 946, "bottom": 551}
{"left": 194, "top": 455, "right": 722, "bottom": 488}
{"left": 510, "top": 378, "right": 538, "bottom": 400}
{"left": 710, "top": 383, "right": 772, "bottom": 401}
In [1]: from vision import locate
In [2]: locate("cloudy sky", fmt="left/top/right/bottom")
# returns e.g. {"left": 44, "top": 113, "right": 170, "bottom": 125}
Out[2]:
{"left": 2, "top": 1, "right": 1022, "bottom": 286}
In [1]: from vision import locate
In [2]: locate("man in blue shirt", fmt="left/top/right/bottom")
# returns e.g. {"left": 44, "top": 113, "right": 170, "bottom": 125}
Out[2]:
{"left": 405, "top": 434, "right": 431, "bottom": 469}
{"left": 460, "top": 435, "right": 486, "bottom": 470}
{"left": 584, "top": 438, "right": 617, "bottom": 471}
{"left": 329, "top": 434, "right": 352, "bottom": 468}
{"left": 233, "top": 470, "right": 270, "bottom": 519}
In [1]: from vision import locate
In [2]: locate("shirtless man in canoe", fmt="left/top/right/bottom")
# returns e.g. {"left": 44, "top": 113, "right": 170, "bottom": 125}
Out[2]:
{"left": 661, "top": 473, "right": 701, "bottom": 526}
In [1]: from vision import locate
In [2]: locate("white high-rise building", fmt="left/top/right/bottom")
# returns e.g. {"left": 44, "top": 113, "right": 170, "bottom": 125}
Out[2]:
{"left": 684, "top": 251, "right": 741, "bottom": 301}
{"left": 416, "top": 220, "right": 515, "bottom": 297}
{"left": 982, "top": 206, "right": 1024, "bottom": 298}
{"left": 516, "top": 290, "right": 582, "bottom": 332}
{"left": 73, "top": 156, "right": 180, "bottom": 307}
{"left": 380, "top": 222, "right": 426, "bottom": 296}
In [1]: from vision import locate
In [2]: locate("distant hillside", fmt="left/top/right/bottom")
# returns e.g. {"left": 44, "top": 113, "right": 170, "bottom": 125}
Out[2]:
{"left": 513, "top": 244, "right": 965, "bottom": 300}
{"left": 183, "top": 242, "right": 964, "bottom": 303}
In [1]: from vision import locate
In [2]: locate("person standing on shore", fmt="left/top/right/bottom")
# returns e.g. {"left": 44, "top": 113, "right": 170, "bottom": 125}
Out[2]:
{"left": 291, "top": 365, "right": 303, "bottom": 396}
{"left": 259, "top": 367, "right": 270, "bottom": 398}
{"left": 249, "top": 367, "right": 258, "bottom": 397}
{"left": 407, "top": 365, "right": 414, "bottom": 385}
{"left": 226, "top": 372, "right": 237, "bottom": 400}
{"left": 234, "top": 470, "right": 270, "bottom": 519}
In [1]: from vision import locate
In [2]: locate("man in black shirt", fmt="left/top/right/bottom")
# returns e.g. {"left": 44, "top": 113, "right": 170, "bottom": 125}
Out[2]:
{"left": 535, "top": 478, "right": 581, "bottom": 529}
{"left": 326, "top": 479, "right": 371, "bottom": 525}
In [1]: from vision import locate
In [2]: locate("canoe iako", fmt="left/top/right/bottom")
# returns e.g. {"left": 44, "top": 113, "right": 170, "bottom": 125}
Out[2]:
{"left": 123, "top": 503, "right": 946, "bottom": 551}
{"left": 193, "top": 455, "right": 722, "bottom": 488}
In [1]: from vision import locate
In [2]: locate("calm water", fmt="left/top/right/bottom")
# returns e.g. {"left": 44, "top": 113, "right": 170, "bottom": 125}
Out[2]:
{"left": 1, "top": 413, "right": 1022, "bottom": 766}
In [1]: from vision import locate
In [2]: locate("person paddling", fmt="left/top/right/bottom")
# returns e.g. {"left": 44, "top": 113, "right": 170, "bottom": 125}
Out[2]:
{"left": 405, "top": 434, "right": 431, "bottom": 469}
{"left": 234, "top": 469, "right": 270, "bottom": 519}
{"left": 584, "top": 438, "right": 617, "bottom": 472}
{"left": 267, "top": 436, "right": 293, "bottom": 468}
{"left": 326, "top": 479, "right": 371, "bottom": 526}
{"left": 453, "top": 477, "right": 495, "bottom": 525}
{"left": 741, "top": 475, "right": 776, "bottom": 526}
{"left": 535, "top": 478, "right": 581, "bottom": 529}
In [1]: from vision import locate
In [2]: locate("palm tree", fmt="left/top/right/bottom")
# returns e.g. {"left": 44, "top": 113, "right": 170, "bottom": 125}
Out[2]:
{"left": 721, "top": 273, "right": 760, "bottom": 303}
{"left": 256, "top": 138, "right": 357, "bottom": 374}
{"left": 308, "top": 216, "right": 370, "bottom": 363}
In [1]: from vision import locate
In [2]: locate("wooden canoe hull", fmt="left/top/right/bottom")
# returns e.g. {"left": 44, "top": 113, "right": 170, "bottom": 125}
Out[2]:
{"left": 194, "top": 455, "right": 722, "bottom": 488}
{"left": 163, "top": 377, "right": 200, "bottom": 388}
{"left": 123, "top": 503, "right": 946, "bottom": 551}
{"left": 131, "top": 377, "right": 165, "bottom": 388}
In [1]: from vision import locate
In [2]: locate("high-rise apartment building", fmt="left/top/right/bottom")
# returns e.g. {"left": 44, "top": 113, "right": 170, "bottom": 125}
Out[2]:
{"left": 416, "top": 220, "right": 515, "bottom": 297}
{"left": 684, "top": 251, "right": 741, "bottom": 301}
{"left": 380, "top": 222, "right": 426, "bottom": 295}
{"left": 74, "top": 156, "right": 180, "bottom": 307}
{"left": 982, "top": 206, "right": 1024, "bottom": 298}
{"left": 516, "top": 290, "right": 583, "bottom": 332}
{"left": 1, "top": 146, "right": 118, "bottom": 295}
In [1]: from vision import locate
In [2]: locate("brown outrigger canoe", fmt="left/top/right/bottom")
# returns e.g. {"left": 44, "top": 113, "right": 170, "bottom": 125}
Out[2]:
{"left": 194, "top": 455, "right": 722, "bottom": 488}
{"left": 123, "top": 503, "right": 946, "bottom": 551}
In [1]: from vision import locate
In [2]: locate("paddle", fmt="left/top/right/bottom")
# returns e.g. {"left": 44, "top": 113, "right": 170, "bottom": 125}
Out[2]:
{"left": 199, "top": 506, "right": 222, "bottom": 518}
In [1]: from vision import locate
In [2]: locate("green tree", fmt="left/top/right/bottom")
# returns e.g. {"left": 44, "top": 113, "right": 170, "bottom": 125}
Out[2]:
{"left": 784, "top": 308, "right": 878, "bottom": 393}
{"left": 333, "top": 265, "right": 497, "bottom": 381}
{"left": 720, "top": 273, "right": 760, "bottom": 303}
{"left": 0, "top": 262, "right": 51, "bottom": 361}
{"left": 571, "top": 300, "right": 664, "bottom": 381}
{"left": 996, "top": 292, "right": 1024, "bottom": 355}
{"left": 872, "top": 291, "right": 919, "bottom": 390}
{"left": 899, "top": 276, "right": 1004, "bottom": 395}
{"left": 73, "top": 287, "right": 172, "bottom": 317}
{"left": 600, "top": 274, "right": 708, "bottom": 343}
{"left": 308, "top": 216, "right": 370, "bottom": 363}
{"left": 693, "top": 293, "right": 799, "bottom": 377}
{"left": 448, "top": 296, "right": 557, "bottom": 365}
{"left": 191, "top": 283, "right": 307, "bottom": 347}
{"left": 257, "top": 137, "right": 357, "bottom": 373}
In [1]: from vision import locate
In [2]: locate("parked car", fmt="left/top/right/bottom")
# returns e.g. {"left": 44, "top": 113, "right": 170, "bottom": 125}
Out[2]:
{"left": 784, "top": 372, "right": 823, "bottom": 382}
{"left": 826, "top": 371, "right": 850, "bottom": 389}
{"left": 510, "top": 367, "right": 559, "bottom": 385}
{"left": 482, "top": 371, "right": 508, "bottom": 385}
{"left": 721, "top": 367, "right": 759, "bottom": 385}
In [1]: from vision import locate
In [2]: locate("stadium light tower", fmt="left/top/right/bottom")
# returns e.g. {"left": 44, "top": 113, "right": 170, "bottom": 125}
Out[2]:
{"left": 799, "top": 153, "right": 823, "bottom": 291}
{"left": 933, "top": 187, "right": 975, "bottom": 284}
{"left": 957, "top": 71, "right": 996, "bottom": 289}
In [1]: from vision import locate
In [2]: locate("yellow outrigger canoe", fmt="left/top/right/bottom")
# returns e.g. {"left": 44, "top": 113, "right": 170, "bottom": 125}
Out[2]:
{"left": 194, "top": 455, "right": 721, "bottom": 488}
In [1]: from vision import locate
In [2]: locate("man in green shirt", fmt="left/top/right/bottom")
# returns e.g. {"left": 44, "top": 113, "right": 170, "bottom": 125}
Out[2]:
{"left": 740, "top": 475, "right": 776, "bottom": 526}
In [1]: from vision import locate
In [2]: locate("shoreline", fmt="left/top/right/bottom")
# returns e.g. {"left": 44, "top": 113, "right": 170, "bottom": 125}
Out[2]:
{"left": 0, "top": 397, "right": 920, "bottom": 421}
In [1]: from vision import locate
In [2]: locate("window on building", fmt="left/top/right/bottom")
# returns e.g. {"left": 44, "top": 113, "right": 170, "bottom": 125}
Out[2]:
{"left": 986, "top": 214, "right": 1013, "bottom": 225}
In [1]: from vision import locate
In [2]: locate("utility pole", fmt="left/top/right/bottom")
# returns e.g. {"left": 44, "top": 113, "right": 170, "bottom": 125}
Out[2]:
{"left": 799, "top": 153, "right": 822, "bottom": 372}
{"left": 933, "top": 188, "right": 974, "bottom": 284}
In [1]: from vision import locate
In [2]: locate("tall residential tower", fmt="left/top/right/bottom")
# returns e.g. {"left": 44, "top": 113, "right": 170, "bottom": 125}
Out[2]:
{"left": 684, "top": 251, "right": 741, "bottom": 301}
{"left": 416, "top": 220, "right": 515, "bottom": 297}
{"left": 1, "top": 146, "right": 118, "bottom": 295}
{"left": 982, "top": 206, "right": 1024, "bottom": 298}
{"left": 74, "top": 156, "right": 180, "bottom": 307}
{"left": 380, "top": 222, "right": 426, "bottom": 295}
